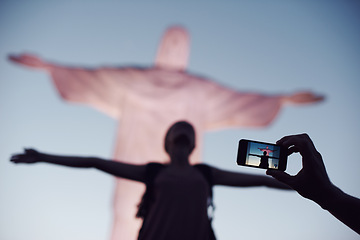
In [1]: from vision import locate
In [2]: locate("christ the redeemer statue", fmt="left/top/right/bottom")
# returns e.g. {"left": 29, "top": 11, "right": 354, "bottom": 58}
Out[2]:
{"left": 9, "top": 26, "right": 323, "bottom": 240}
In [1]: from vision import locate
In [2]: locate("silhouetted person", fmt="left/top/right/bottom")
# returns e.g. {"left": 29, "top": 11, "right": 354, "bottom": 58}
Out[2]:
{"left": 11, "top": 121, "right": 291, "bottom": 240}
{"left": 249, "top": 151, "right": 270, "bottom": 168}
{"left": 259, "top": 151, "right": 269, "bottom": 168}
{"left": 267, "top": 134, "right": 360, "bottom": 235}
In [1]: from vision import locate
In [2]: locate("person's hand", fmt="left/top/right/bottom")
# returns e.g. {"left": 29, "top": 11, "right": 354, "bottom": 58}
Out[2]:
{"left": 11, "top": 149, "right": 41, "bottom": 164}
{"left": 266, "top": 134, "right": 334, "bottom": 205}
{"left": 8, "top": 53, "right": 52, "bottom": 71}
{"left": 282, "top": 91, "right": 324, "bottom": 105}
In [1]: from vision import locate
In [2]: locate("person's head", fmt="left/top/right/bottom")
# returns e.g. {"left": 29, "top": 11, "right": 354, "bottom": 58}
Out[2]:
{"left": 164, "top": 121, "right": 195, "bottom": 156}
{"left": 263, "top": 151, "right": 267, "bottom": 156}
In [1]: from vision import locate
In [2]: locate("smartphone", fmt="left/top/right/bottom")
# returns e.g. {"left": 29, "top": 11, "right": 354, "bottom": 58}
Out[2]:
{"left": 237, "top": 139, "right": 287, "bottom": 171}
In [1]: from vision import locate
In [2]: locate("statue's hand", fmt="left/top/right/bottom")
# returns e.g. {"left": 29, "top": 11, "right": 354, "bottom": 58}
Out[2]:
{"left": 282, "top": 91, "right": 324, "bottom": 105}
{"left": 8, "top": 53, "right": 51, "bottom": 71}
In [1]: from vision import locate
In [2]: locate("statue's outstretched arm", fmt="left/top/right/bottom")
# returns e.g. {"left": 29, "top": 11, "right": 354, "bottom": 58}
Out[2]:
{"left": 9, "top": 53, "right": 128, "bottom": 119}
{"left": 9, "top": 54, "right": 53, "bottom": 71}
{"left": 281, "top": 91, "right": 324, "bottom": 105}
{"left": 204, "top": 83, "right": 324, "bottom": 130}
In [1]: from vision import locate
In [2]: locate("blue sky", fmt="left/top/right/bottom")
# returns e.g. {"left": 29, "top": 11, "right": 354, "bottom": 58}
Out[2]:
{"left": 1, "top": 1, "right": 360, "bottom": 240}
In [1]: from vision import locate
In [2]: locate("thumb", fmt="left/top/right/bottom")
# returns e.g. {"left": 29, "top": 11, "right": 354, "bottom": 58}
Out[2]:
{"left": 266, "top": 169, "right": 293, "bottom": 187}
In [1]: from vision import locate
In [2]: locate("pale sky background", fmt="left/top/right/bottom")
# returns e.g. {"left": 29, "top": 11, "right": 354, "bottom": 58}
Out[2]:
{"left": 1, "top": 1, "right": 360, "bottom": 240}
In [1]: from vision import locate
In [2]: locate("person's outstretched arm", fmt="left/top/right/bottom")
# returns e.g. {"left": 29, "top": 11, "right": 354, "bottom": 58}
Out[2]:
{"left": 267, "top": 134, "right": 360, "bottom": 234}
{"left": 11, "top": 149, "right": 146, "bottom": 183}
{"left": 211, "top": 166, "right": 291, "bottom": 190}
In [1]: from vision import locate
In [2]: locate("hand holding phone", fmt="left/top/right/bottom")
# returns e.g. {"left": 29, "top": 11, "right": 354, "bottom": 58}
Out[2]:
{"left": 237, "top": 139, "right": 287, "bottom": 171}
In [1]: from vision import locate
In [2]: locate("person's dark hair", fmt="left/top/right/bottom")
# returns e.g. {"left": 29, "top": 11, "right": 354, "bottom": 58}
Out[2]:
{"left": 164, "top": 121, "right": 195, "bottom": 153}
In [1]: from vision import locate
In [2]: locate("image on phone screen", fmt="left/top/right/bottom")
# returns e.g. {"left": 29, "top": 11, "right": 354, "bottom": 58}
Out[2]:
{"left": 245, "top": 142, "right": 281, "bottom": 169}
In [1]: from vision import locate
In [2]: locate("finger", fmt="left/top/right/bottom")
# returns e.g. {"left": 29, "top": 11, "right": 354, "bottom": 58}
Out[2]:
{"left": 10, "top": 156, "right": 21, "bottom": 163}
{"left": 25, "top": 148, "right": 34, "bottom": 154}
{"left": 278, "top": 136, "right": 302, "bottom": 149}
{"left": 277, "top": 135, "right": 304, "bottom": 159}
{"left": 276, "top": 134, "right": 301, "bottom": 146}
{"left": 287, "top": 145, "right": 300, "bottom": 156}
{"left": 11, "top": 154, "right": 22, "bottom": 159}
{"left": 8, "top": 54, "right": 21, "bottom": 63}
{"left": 266, "top": 169, "right": 293, "bottom": 187}
{"left": 8, "top": 54, "right": 32, "bottom": 62}
{"left": 276, "top": 136, "right": 288, "bottom": 145}
{"left": 279, "top": 134, "right": 321, "bottom": 169}
{"left": 310, "top": 94, "right": 325, "bottom": 103}
{"left": 277, "top": 134, "right": 311, "bottom": 152}
{"left": 11, "top": 153, "right": 25, "bottom": 159}
{"left": 285, "top": 92, "right": 325, "bottom": 105}
{"left": 296, "top": 92, "right": 324, "bottom": 103}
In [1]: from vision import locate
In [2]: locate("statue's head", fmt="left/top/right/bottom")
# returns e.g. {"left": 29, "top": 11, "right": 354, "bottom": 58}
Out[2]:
{"left": 164, "top": 121, "right": 195, "bottom": 155}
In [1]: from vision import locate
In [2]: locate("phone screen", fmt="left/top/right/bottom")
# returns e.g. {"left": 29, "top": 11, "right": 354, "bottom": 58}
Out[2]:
{"left": 245, "top": 141, "right": 281, "bottom": 169}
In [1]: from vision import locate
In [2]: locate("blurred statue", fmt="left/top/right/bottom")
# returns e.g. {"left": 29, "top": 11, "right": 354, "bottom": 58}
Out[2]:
{"left": 9, "top": 26, "right": 323, "bottom": 240}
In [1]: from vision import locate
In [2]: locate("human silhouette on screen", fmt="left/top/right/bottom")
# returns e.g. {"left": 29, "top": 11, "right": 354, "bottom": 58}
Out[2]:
{"left": 249, "top": 151, "right": 278, "bottom": 169}
{"left": 259, "top": 151, "right": 269, "bottom": 168}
